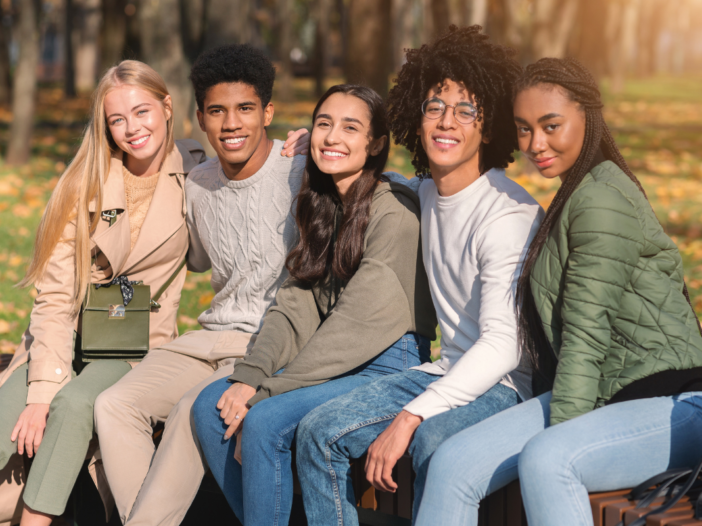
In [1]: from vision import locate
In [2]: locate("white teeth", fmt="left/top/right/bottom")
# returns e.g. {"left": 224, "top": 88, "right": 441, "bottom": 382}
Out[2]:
{"left": 435, "top": 138, "right": 458, "bottom": 145}
{"left": 224, "top": 137, "right": 245, "bottom": 144}
{"left": 323, "top": 151, "right": 347, "bottom": 157}
{"left": 130, "top": 136, "right": 149, "bottom": 145}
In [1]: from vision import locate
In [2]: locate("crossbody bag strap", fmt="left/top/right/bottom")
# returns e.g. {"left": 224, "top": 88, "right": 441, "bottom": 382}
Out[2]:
{"left": 150, "top": 257, "right": 187, "bottom": 309}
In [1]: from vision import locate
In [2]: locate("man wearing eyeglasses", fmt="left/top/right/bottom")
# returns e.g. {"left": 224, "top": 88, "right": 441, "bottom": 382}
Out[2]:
{"left": 295, "top": 26, "right": 545, "bottom": 525}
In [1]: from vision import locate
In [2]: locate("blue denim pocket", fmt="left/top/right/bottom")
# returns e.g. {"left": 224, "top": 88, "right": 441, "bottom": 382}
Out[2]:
{"left": 356, "top": 333, "right": 431, "bottom": 379}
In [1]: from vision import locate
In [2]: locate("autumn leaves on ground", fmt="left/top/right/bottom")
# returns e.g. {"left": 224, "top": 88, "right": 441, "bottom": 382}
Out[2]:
{"left": 1, "top": 76, "right": 702, "bottom": 354}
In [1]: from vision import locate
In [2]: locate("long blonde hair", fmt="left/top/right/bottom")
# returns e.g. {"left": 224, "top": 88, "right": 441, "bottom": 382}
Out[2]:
{"left": 20, "top": 60, "right": 175, "bottom": 313}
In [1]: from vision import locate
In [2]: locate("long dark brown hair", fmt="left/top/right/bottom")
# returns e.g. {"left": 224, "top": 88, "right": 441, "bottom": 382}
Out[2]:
{"left": 513, "top": 58, "right": 702, "bottom": 390}
{"left": 286, "top": 84, "right": 390, "bottom": 284}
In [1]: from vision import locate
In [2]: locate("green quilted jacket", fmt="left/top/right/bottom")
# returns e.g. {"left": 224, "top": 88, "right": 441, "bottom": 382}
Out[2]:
{"left": 531, "top": 160, "right": 702, "bottom": 425}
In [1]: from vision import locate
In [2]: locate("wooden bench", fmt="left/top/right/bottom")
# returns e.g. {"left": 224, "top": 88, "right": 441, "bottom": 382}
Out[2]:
{"left": 589, "top": 489, "right": 702, "bottom": 526}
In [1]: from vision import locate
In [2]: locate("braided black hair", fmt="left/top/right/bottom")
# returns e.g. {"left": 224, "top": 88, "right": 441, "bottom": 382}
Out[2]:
{"left": 515, "top": 57, "right": 700, "bottom": 390}
{"left": 386, "top": 25, "right": 522, "bottom": 177}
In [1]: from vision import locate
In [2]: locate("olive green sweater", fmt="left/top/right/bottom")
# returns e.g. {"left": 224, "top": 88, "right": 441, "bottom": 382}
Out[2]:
{"left": 229, "top": 181, "right": 437, "bottom": 405}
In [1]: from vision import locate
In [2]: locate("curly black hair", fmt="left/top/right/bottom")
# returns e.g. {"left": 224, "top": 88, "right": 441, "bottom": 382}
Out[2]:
{"left": 189, "top": 44, "right": 276, "bottom": 111}
{"left": 387, "top": 25, "right": 522, "bottom": 176}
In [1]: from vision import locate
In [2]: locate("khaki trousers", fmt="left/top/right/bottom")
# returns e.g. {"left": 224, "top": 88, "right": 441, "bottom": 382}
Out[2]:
{"left": 93, "top": 330, "right": 254, "bottom": 526}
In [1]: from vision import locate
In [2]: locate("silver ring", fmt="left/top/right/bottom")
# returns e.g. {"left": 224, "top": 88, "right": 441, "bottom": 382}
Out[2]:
{"left": 234, "top": 414, "right": 240, "bottom": 420}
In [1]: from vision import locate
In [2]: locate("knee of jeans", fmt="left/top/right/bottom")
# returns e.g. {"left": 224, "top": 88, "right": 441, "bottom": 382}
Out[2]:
{"left": 426, "top": 443, "right": 480, "bottom": 501}
{"left": 51, "top": 384, "right": 95, "bottom": 420}
{"left": 409, "top": 421, "right": 443, "bottom": 469}
{"left": 296, "top": 411, "right": 331, "bottom": 459}
{"left": 519, "top": 432, "right": 568, "bottom": 482}
{"left": 241, "top": 402, "right": 281, "bottom": 449}
{"left": 191, "top": 385, "right": 221, "bottom": 433}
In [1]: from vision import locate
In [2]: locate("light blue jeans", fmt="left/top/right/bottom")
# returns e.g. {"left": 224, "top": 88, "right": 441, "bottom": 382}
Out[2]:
{"left": 296, "top": 371, "right": 520, "bottom": 526}
{"left": 191, "top": 332, "right": 430, "bottom": 526}
{"left": 415, "top": 391, "right": 702, "bottom": 526}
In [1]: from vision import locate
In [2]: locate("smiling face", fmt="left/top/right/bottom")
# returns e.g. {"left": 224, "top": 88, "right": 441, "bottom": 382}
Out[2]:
{"left": 197, "top": 82, "right": 274, "bottom": 180}
{"left": 418, "top": 79, "right": 487, "bottom": 184}
{"left": 513, "top": 84, "right": 586, "bottom": 181}
{"left": 311, "top": 92, "right": 386, "bottom": 196}
{"left": 105, "top": 85, "right": 171, "bottom": 177}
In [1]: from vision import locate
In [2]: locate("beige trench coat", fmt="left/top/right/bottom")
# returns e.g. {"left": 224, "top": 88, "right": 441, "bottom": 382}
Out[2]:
{"left": 0, "top": 139, "right": 205, "bottom": 524}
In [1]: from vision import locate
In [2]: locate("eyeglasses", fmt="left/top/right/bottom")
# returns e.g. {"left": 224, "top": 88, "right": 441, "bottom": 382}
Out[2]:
{"left": 421, "top": 98, "right": 478, "bottom": 125}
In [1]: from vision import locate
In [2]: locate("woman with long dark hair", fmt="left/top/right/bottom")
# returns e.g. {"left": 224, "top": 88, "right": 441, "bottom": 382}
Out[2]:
{"left": 414, "top": 58, "right": 702, "bottom": 526}
{"left": 191, "top": 84, "right": 436, "bottom": 526}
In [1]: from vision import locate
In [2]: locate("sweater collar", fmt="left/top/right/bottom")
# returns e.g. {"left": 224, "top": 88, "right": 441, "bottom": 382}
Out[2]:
{"left": 216, "top": 139, "right": 285, "bottom": 189}
{"left": 433, "top": 168, "right": 502, "bottom": 208}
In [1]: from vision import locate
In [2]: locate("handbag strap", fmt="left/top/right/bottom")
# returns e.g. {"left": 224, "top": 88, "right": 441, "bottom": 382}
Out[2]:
{"left": 150, "top": 258, "right": 187, "bottom": 308}
{"left": 622, "top": 456, "right": 702, "bottom": 526}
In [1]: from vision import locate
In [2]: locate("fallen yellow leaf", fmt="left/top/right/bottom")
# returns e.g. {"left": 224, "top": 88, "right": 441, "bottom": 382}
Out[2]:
{"left": 198, "top": 292, "right": 214, "bottom": 306}
{"left": 8, "top": 255, "right": 23, "bottom": 267}
{"left": 0, "top": 181, "right": 19, "bottom": 196}
{"left": 0, "top": 320, "right": 11, "bottom": 334}
{"left": 11, "top": 204, "right": 31, "bottom": 218}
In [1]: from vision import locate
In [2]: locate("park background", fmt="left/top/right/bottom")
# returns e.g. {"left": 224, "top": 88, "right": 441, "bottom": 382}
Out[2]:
{"left": 1, "top": 0, "right": 702, "bottom": 356}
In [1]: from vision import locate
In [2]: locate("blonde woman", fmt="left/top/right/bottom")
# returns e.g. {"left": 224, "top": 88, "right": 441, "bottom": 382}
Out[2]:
{"left": 0, "top": 60, "right": 205, "bottom": 526}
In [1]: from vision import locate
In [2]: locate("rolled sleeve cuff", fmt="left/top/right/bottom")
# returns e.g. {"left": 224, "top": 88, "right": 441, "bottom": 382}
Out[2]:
{"left": 403, "top": 388, "right": 453, "bottom": 421}
{"left": 27, "top": 379, "right": 68, "bottom": 405}
{"left": 227, "top": 363, "right": 269, "bottom": 391}
{"left": 247, "top": 389, "right": 270, "bottom": 407}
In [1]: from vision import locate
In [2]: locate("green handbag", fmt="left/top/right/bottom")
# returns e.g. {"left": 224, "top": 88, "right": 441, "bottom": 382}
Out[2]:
{"left": 79, "top": 258, "right": 186, "bottom": 362}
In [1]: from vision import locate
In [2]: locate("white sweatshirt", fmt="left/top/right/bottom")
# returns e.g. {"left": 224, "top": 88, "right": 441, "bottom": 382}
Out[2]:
{"left": 402, "top": 169, "right": 544, "bottom": 420}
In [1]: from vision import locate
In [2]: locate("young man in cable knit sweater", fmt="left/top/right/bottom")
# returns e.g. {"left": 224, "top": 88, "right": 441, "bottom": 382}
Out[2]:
{"left": 296, "top": 26, "right": 545, "bottom": 525}
{"left": 94, "top": 44, "right": 309, "bottom": 526}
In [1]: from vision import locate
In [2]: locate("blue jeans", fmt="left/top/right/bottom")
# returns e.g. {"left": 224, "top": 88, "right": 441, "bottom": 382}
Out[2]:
{"left": 415, "top": 391, "right": 702, "bottom": 526}
{"left": 192, "top": 332, "right": 429, "bottom": 526}
{"left": 296, "top": 370, "right": 520, "bottom": 526}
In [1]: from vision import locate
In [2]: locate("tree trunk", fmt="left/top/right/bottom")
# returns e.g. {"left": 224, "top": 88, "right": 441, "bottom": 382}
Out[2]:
{"left": 430, "top": 0, "right": 451, "bottom": 38}
{"left": 276, "top": 0, "right": 294, "bottom": 102}
{"left": 609, "top": 0, "right": 640, "bottom": 93}
{"left": 138, "top": 0, "right": 191, "bottom": 138}
{"left": 65, "top": 0, "right": 76, "bottom": 98}
{"left": 74, "top": 0, "right": 102, "bottom": 92}
{"left": 313, "top": 0, "right": 332, "bottom": 96}
{"left": 7, "top": 0, "right": 40, "bottom": 165}
{"left": 346, "top": 0, "right": 392, "bottom": 97}
{"left": 570, "top": 0, "right": 609, "bottom": 79}
{"left": 635, "top": 0, "right": 659, "bottom": 77}
{"left": 531, "top": 0, "right": 579, "bottom": 59}
{"left": 391, "top": 0, "right": 417, "bottom": 72}
{"left": 489, "top": 0, "right": 526, "bottom": 51}
{"left": 0, "top": 1, "right": 12, "bottom": 105}
{"left": 204, "top": 0, "right": 250, "bottom": 50}
{"left": 469, "top": 0, "right": 488, "bottom": 27}
{"left": 100, "top": 0, "right": 127, "bottom": 71}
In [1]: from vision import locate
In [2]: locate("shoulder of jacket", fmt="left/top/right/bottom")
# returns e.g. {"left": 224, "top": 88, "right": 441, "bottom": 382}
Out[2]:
{"left": 571, "top": 162, "right": 638, "bottom": 211}
{"left": 372, "top": 181, "right": 421, "bottom": 216}
{"left": 290, "top": 154, "right": 307, "bottom": 172}
{"left": 175, "top": 139, "right": 207, "bottom": 173}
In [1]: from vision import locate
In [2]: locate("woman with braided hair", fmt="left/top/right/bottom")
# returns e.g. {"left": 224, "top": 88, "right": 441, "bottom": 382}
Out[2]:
{"left": 414, "top": 57, "right": 702, "bottom": 526}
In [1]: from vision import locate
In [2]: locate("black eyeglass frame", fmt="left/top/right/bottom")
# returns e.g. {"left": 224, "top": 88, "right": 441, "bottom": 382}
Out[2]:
{"left": 421, "top": 98, "right": 478, "bottom": 125}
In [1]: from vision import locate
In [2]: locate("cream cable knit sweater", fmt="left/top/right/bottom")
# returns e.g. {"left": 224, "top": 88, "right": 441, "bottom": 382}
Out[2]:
{"left": 185, "top": 140, "right": 306, "bottom": 333}
{"left": 122, "top": 166, "right": 160, "bottom": 249}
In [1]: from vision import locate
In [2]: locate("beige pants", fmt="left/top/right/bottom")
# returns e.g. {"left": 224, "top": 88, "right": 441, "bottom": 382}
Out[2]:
{"left": 93, "top": 330, "right": 254, "bottom": 526}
